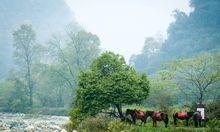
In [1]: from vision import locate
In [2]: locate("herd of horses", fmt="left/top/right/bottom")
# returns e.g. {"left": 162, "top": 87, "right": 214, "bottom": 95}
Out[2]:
{"left": 125, "top": 109, "right": 202, "bottom": 127}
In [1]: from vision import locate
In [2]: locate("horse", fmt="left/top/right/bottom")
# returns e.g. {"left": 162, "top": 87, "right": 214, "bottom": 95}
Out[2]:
{"left": 145, "top": 111, "right": 169, "bottom": 127}
{"left": 173, "top": 111, "right": 201, "bottom": 127}
{"left": 125, "top": 109, "right": 147, "bottom": 125}
{"left": 193, "top": 111, "right": 202, "bottom": 127}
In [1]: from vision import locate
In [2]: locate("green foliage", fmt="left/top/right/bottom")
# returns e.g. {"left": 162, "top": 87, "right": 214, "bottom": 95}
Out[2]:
{"left": 108, "top": 120, "right": 135, "bottom": 132}
{"left": 77, "top": 116, "right": 110, "bottom": 132}
{"left": 162, "top": 0, "right": 220, "bottom": 59}
{"left": 169, "top": 53, "right": 220, "bottom": 104}
{"left": 13, "top": 24, "right": 38, "bottom": 107}
{"left": 147, "top": 70, "right": 178, "bottom": 112}
{"left": 130, "top": 37, "right": 163, "bottom": 73}
{"left": 45, "top": 30, "right": 100, "bottom": 107}
{"left": 207, "top": 119, "right": 220, "bottom": 130}
{"left": 7, "top": 79, "right": 29, "bottom": 113}
{"left": 71, "top": 52, "right": 150, "bottom": 120}
{"left": 207, "top": 98, "right": 220, "bottom": 119}
{"left": 65, "top": 116, "right": 217, "bottom": 132}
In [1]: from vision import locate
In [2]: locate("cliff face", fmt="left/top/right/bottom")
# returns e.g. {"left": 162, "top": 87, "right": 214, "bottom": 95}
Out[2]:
{"left": 0, "top": 0, "right": 78, "bottom": 74}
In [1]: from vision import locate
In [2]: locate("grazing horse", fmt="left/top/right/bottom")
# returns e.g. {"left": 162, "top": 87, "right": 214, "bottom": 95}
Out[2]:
{"left": 125, "top": 109, "right": 147, "bottom": 125}
{"left": 145, "top": 111, "right": 169, "bottom": 127}
{"left": 173, "top": 111, "right": 201, "bottom": 127}
{"left": 193, "top": 111, "right": 202, "bottom": 127}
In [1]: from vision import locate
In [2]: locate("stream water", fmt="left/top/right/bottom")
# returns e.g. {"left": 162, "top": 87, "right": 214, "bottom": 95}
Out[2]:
{"left": 0, "top": 113, "right": 69, "bottom": 132}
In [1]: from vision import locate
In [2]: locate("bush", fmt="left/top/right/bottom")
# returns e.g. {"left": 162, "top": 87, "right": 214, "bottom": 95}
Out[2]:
{"left": 77, "top": 116, "right": 110, "bottom": 132}
{"left": 63, "top": 122, "right": 78, "bottom": 132}
{"left": 108, "top": 120, "right": 135, "bottom": 132}
{"left": 207, "top": 99, "right": 220, "bottom": 119}
{"left": 207, "top": 119, "right": 220, "bottom": 129}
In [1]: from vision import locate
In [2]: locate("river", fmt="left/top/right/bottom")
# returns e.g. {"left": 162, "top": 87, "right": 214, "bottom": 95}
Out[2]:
{"left": 0, "top": 113, "right": 69, "bottom": 131}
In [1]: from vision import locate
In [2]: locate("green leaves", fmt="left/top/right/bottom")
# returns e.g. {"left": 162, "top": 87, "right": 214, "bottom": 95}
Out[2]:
{"left": 71, "top": 52, "right": 150, "bottom": 119}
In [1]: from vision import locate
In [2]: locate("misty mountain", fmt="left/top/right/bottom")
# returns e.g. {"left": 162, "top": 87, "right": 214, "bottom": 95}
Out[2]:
{"left": 130, "top": 0, "right": 220, "bottom": 73}
{"left": 161, "top": 0, "right": 220, "bottom": 59}
{"left": 0, "top": 0, "right": 78, "bottom": 75}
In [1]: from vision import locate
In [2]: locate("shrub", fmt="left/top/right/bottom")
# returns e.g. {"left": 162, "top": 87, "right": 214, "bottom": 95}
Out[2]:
{"left": 77, "top": 116, "right": 110, "bottom": 132}
{"left": 108, "top": 120, "right": 135, "bottom": 132}
{"left": 63, "top": 122, "right": 78, "bottom": 132}
{"left": 206, "top": 99, "right": 220, "bottom": 119}
{"left": 207, "top": 119, "right": 220, "bottom": 130}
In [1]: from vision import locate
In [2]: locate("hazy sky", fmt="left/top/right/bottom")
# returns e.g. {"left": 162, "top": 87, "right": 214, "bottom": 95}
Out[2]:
{"left": 65, "top": 0, "right": 191, "bottom": 61}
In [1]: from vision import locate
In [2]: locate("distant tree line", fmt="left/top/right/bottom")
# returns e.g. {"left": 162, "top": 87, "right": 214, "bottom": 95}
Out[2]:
{"left": 0, "top": 23, "right": 101, "bottom": 114}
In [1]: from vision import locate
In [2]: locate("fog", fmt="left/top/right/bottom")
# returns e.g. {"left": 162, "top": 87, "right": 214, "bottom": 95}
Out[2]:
{"left": 66, "top": 0, "right": 191, "bottom": 61}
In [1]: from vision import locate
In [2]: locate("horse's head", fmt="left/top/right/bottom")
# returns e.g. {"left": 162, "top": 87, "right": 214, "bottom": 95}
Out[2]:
{"left": 126, "top": 109, "right": 133, "bottom": 116}
{"left": 193, "top": 111, "right": 202, "bottom": 118}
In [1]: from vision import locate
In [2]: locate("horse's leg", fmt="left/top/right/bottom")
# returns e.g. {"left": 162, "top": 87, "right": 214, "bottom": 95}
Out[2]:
{"left": 186, "top": 118, "right": 189, "bottom": 126}
{"left": 153, "top": 119, "right": 157, "bottom": 127}
{"left": 153, "top": 120, "right": 155, "bottom": 127}
{"left": 133, "top": 117, "right": 136, "bottom": 124}
{"left": 141, "top": 117, "right": 145, "bottom": 125}
{"left": 131, "top": 115, "right": 136, "bottom": 124}
{"left": 173, "top": 116, "right": 177, "bottom": 126}
{"left": 194, "top": 118, "right": 198, "bottom": 127}
{"left": 164, "top": 115, "right": 168, "bottom": 127}
{"left": 198, "top": 118, "right": 201, "bottom": 127}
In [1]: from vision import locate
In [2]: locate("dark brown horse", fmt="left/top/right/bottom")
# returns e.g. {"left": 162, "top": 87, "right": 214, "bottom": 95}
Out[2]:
{"left": 193, "top": 111, "right": 202, "bottom": 127}
{"left": 145, "top": 111, "right": 169, "bottom": 127}
{"left": 125, "top": 109, "right": 147, "bottom": 125}
{"left": 173, "top": 111, "right": 201, "bottom": 127}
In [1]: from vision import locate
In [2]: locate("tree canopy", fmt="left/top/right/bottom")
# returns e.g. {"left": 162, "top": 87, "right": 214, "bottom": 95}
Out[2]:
{"left": 70, "top": 52, "right": 150, "bottom": 121}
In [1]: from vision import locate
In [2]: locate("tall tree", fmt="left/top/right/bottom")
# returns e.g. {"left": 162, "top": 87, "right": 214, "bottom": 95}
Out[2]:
{"left": 70, "top": 52, "right": 150, "bottom": 121}
{"left": 170, "top": 53, "right": 220, "bottom": 104}
{"left": 13, "top": 24, "right": 37, "bottom": 107}
{"left": 46, "top": 30, "right": 100, "bottom": 107}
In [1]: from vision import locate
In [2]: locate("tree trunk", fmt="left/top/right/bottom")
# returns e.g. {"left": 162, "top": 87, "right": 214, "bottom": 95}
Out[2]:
{"left": 199, "top": 92, "right": 203, "bottom": 104}
{"left": 115, "top": 104, "right": 125, "bottom": 120}
{"left": 27, "top": 63, "right": 33, "bottom": 107}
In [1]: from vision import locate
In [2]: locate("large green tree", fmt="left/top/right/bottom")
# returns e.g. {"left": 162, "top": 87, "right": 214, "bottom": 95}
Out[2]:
{"left": 70, "top": 52, "right": 150, "bottom": 121}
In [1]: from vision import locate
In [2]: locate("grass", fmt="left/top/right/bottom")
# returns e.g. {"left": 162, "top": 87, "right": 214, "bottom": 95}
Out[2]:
{"left": 126, "top": 119, "right": 219, "bottom": 132}
{"left": 65, "top": 115, "right": 220, "bottom": 132}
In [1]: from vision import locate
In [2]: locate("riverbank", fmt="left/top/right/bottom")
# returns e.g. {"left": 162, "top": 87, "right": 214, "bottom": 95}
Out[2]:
{"left": 0, "top": 113, "right": 69, "bottom": 131}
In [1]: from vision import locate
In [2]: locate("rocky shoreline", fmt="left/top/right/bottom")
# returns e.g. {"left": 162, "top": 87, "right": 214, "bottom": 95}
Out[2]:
{"left": 0, "top": 113, "right": 69, "bottom": 132}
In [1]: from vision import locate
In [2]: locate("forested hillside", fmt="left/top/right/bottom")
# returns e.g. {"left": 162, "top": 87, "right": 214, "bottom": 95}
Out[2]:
{"left": 0, "top": 0, "right": 91, "bottom": 114}
{"left": 130, "top": 0, "right": 220, "bottom": 73}
{"left": 0, "top": 0, "right": 78, "bottom": 76}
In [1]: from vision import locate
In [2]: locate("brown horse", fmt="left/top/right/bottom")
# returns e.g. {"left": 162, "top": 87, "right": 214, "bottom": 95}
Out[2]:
{"left": 173, "top": 111, "right": 201, "bottom": 127}
{"left": 145, "top": 111, "right": 169, "bottom": 127}
{"left": 125, "top": 109, "right": 147, "bottom": 125}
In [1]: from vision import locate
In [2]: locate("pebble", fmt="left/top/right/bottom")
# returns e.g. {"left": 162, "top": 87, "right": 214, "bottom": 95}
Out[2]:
{"left": 0, "top": 113, "right": 69, "bottom": 131}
